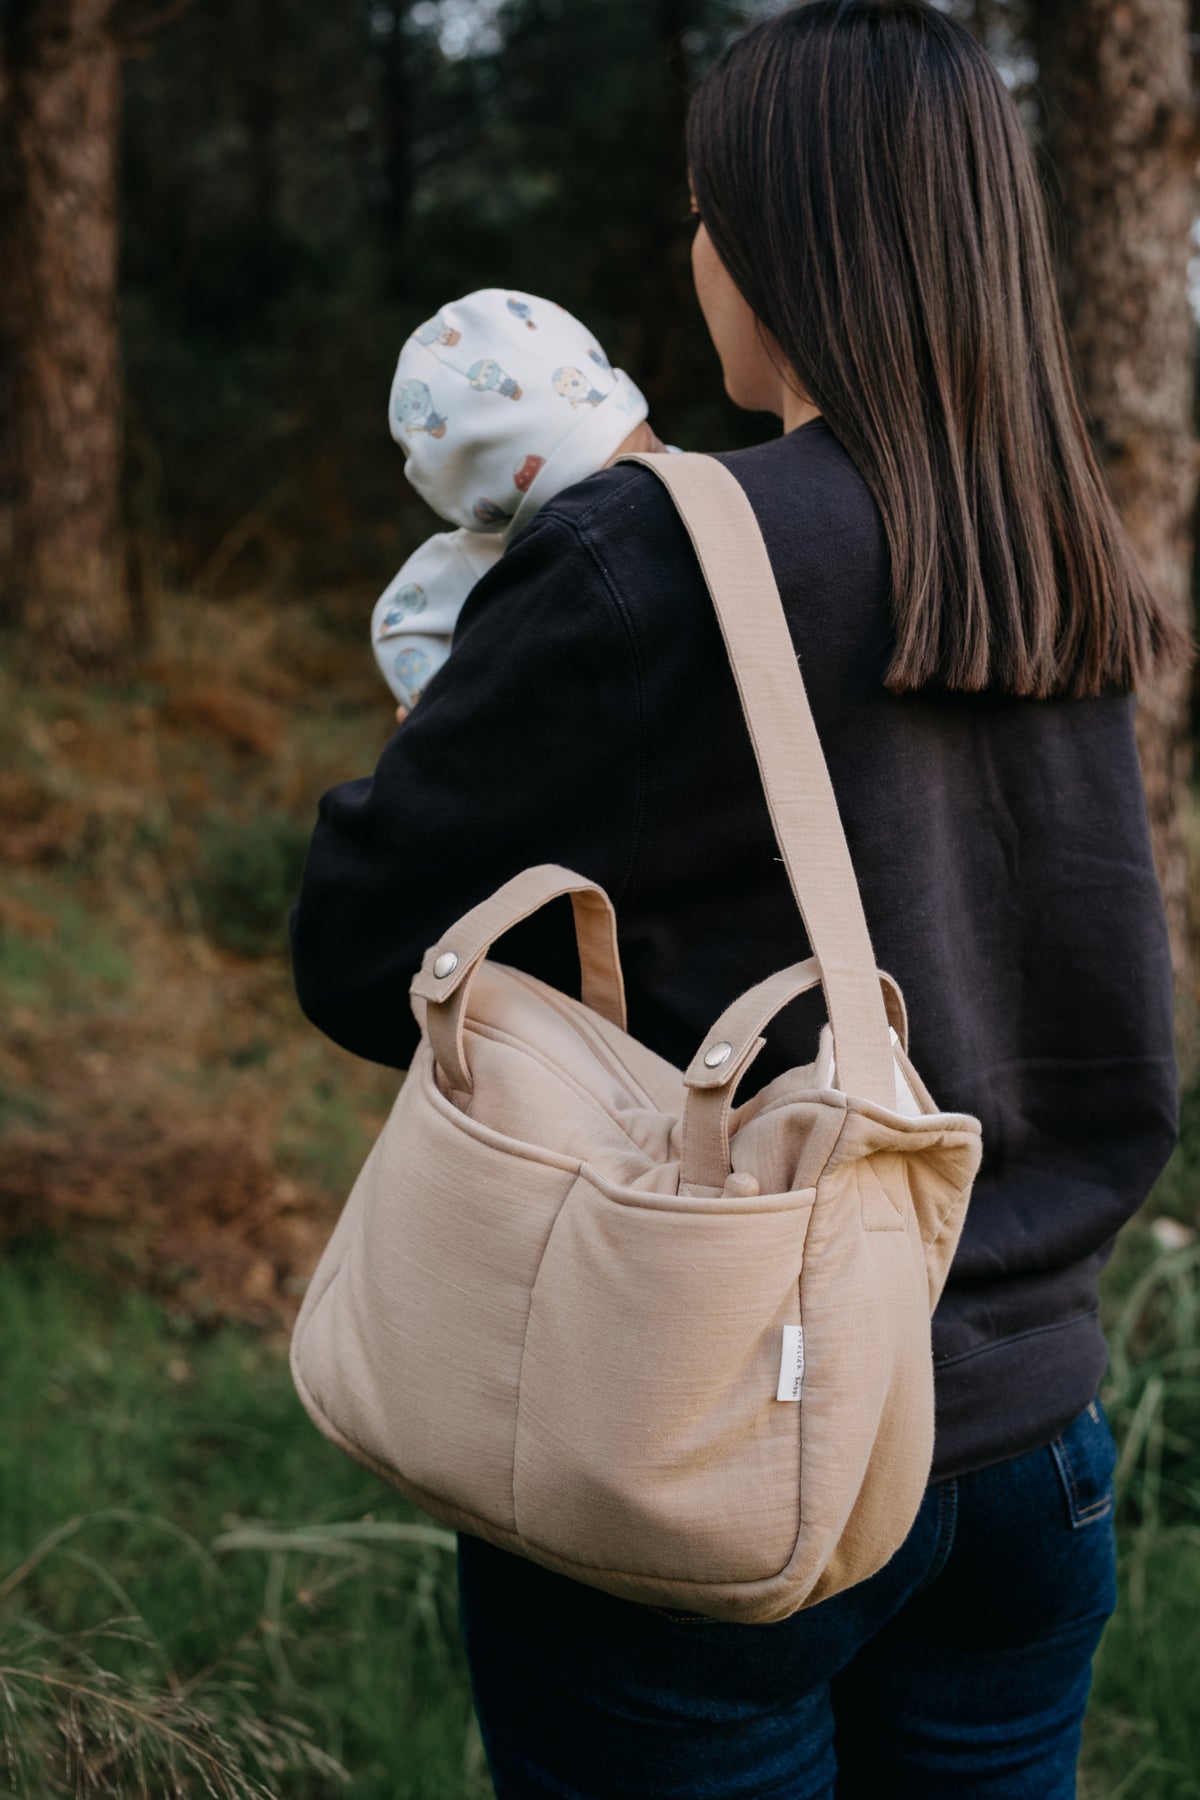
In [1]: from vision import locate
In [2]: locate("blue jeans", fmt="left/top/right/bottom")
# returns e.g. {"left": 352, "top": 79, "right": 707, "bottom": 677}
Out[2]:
{"left": 456, "top": 1400, "right": 1118, "bottom": 1798}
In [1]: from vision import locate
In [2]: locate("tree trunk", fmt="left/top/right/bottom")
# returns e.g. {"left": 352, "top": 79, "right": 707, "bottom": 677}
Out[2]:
{"left": 2, "top": 0, "right": 128, "bottom": 673}
{"left": 639, "top": 0, "right": 694, "bottom": 416}
{"left": 375, "top": 2, "right": 413, "bottom": 299}
{"left": 1032, "top": 0, "right": 1198, "bottom": 998}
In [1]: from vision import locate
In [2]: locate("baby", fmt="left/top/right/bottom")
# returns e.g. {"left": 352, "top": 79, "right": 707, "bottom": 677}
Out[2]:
{"left": 373, "top": 288, "right": 673, "bottom": 716}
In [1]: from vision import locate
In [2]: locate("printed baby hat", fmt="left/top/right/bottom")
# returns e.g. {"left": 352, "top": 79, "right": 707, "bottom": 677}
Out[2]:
{"left": 388, "top": 289, "right": 648, "bottom": 537}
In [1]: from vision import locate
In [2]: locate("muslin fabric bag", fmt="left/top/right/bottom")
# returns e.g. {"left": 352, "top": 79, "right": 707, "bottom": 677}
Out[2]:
{"left": 290, "top": 451, "right": 982, "bottom": 1624}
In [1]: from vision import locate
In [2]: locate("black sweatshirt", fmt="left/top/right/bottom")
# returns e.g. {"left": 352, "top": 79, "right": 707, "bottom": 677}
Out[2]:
{"left": 290, "top": 418, "right": 1179, "bottom": 1480}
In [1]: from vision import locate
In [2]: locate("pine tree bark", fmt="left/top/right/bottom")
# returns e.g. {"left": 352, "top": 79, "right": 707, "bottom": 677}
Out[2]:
{"left": 1032, "top": 0, "right": 1199, "bottom": 995}
{"left": 375, "top": 2, "right": 413, "bottom": 299}
{"left": 1, "top": 0, "right": 128, "bottom": 673}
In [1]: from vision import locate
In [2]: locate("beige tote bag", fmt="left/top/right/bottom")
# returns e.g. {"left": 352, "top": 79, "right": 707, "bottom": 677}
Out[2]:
{"left": 290, "top": 451, "right": 983, "bottom": 1625}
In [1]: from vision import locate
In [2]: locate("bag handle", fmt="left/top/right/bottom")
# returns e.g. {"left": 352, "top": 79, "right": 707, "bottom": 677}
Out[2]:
{"left": 679, "top": 960, "right": 909, "bottom": 1195}
{"left": 615, "top": 450, "right": 896, "bottom": 1111}
{"left": 410, "top": 862, "right": 626, "bottom": 1093}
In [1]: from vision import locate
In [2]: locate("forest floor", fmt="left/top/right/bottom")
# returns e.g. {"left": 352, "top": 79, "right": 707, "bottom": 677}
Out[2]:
{"left": 0, "top": 596, "right": 1198, "bottom": 1797}
{"left": 0, "top": 592, "right": 399, "bottom": 1332}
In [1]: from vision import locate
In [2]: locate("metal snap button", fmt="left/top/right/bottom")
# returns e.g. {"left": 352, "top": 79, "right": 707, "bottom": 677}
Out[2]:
{"left": 432, "top": 951, "right": 459, "bottom": 978}
{"left": 703, "top": 1040, "right": 733, "bottom": 1068}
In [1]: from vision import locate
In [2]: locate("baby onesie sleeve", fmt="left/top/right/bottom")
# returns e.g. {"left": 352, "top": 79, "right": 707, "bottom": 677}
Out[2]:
{"left": 371, "top": 528, "right": 505, "bottom": 707}
{"left": 290, "top": 504, "right": 643, "bottom": 1070}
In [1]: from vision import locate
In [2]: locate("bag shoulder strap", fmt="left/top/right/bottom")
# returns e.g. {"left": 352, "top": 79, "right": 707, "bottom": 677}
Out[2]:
{"left": 615, "top": 449, "right": 895, "bottom": 1108}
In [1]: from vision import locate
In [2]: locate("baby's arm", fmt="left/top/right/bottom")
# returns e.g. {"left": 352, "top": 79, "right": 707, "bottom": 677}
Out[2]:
{"left": 604, "top": 418, "right": 668, "bottom": 463}
{"left": 372, "top": 529, "right": 505, "bottom": 719}
{"left": 376, "top": 417, "right": 672, "bottom": 720}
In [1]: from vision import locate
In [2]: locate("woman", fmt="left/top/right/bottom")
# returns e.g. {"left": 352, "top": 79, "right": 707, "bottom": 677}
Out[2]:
{"left": 290, "top": 2, "right": 1185, "bottom": 1793}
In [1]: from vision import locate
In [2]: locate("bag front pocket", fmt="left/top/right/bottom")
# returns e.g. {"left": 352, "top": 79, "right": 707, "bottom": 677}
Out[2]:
{"left": 296, "top": 1047, "right": 579, "bottom": 1532}
{"left": 513, "top": 1172, "right": 816, "bottom": 1586}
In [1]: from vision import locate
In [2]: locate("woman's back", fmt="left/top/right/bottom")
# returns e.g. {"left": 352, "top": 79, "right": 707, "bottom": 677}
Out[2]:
{"left": 292, "top": 415, "right": 1178, "bottom": 1482}
{"left": 593, "top": 423, "right": 1179, "bottom": 1478}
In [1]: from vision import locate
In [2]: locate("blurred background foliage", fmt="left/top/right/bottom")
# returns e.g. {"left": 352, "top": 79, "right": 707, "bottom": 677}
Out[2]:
{"left": 119, "top": 0, "right": 765, "bottom": 595}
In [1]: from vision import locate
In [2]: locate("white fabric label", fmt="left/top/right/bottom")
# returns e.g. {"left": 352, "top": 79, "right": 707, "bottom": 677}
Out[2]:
{"left": 776, "top": 1323, "right": 805, "bottom": 1402}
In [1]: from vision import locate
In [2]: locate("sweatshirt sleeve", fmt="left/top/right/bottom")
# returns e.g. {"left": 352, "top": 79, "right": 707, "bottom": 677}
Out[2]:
{"left": 289, "top": 504, "right": 643, "bottom": 1069}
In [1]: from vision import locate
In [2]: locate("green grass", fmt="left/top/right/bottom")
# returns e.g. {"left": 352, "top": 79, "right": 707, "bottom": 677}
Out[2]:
{"left": 275, "top": 1053, "right": 397, "bottom": 1194}
{"left": 0, "top": 1251, "right": 489, "bottom": 1799}
{"left": 0, "top": 887, "right": 134, "bottom": 1012}
{"left": 1145, "top": 1082, "right": 1200, "bottom": 1230}
{"left": 0, "top": 1082, "right": 49, "bottom": 1133}
{"left": 193, "top": 809, "right": 314, "bottom": 958}
{"left": 1085, "top": 1534, "right": 1200, "bottom": 1798}
{"left": 3, "top": 1225, "right": 1198, "bottom": 1798}
{"left": 1083, "top": 1223, "right": 1200, "bottom": 1800}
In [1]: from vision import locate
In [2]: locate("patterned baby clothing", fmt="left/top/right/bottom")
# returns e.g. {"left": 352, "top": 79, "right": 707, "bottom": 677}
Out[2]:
{"left": 373, "top": 287, "right": 662, "bottom": 709}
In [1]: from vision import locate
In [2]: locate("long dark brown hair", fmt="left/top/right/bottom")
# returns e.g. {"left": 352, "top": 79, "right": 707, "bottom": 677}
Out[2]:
{"left": 687, "top": 0, "right": 1188, "bottom": 697}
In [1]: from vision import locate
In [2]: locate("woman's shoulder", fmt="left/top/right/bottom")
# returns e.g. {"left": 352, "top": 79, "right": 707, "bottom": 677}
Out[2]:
{"left": 719, "top": 421, "right": 888, "bottom": 558}
{"left": 523, "top": 453, "right": 679, "bottom": 544}
{"left": 530, "top": 420, "right": 883, "bottom": 564}
{"left": 501, "top": 423, "right": 890, "bottom": 699}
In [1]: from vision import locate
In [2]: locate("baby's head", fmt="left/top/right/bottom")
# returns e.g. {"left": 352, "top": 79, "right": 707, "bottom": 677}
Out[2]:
{"left": 389, "top": 290, "right": 656, "bottom": 538}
